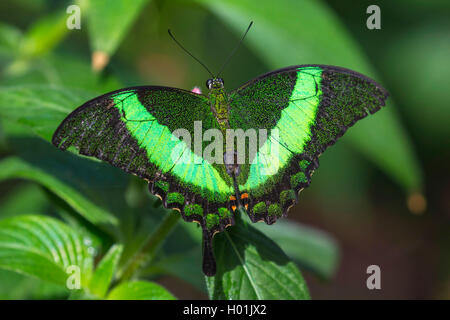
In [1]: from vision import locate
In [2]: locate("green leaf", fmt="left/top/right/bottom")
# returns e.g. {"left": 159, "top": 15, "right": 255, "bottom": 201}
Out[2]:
{"left": 197, "top": 0, "right": 423, "bottom": 192}
{"left": 0, "top": 214, "right": 95, "bottom": 287}
{"left": 2, "top": 52, "right": 122, "bottom": 93}
{"left": 0, "top": 269, "right": 68, "bottom": 299}
{"left": 0, "top": 183, "right": 48, "bottom": 219}
{"left": 0, "top": 133, "right": 166, "bottom": 267}
{"left": 305, "top": 143, "right": 372, "bottom": 213}
{"left": 85, "top": 0, "right": 149, "bottom": 66}
{"left": 106, "top": 281, "right": 176, "bottom": 300}
{"left": 0, "top": 156, "right": 118, "bottom": 226}
{"left": 252, "top": 219, "right": 339, "bottom": 279}
{"left": 382, "top": 21, "right": 450, "bottom": 145}
{"left": 207, "top": 216, "right": 310, "bottom": 300}
{"left": 0, "top": 22, "right": 22, "bottom": 56}
{"left": 89, "top": 244, "right": 123, "bottom": 298}
{"left": 5, "top": 12, "right": 69, "bottom": 76}
{"left": 146, "top": 247, "right": 205, "bottom": 290}
{"left": 143, "top": 222, "right": 205, "bottom": 292}
{"left": 20, "top": 12, "right": 68, "bottom": 58}
{"left": 0, "top": 84, "right": 93, "bottom": 141}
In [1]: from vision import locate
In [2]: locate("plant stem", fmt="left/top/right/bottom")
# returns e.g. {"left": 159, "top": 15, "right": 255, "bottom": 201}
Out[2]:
{"left": 118, "top": 210, "right": 180, "bottom": 282}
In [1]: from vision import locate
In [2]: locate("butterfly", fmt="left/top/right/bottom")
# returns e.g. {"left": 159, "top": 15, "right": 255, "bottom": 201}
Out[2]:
{"left": 52, "top": 25, "right": 388, "bottom": 276}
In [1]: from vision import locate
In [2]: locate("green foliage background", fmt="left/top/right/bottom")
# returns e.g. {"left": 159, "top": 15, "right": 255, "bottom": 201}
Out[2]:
{"left": 0, "top": 0, "right": 448, "bottom": 299}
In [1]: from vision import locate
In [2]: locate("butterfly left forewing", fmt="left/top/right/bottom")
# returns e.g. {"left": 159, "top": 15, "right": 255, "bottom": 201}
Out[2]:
{"left": 53, "top": 86, "right": 235, "bottom": 276}
{"left": 228, "top": 65, "right": 389, "bottom": 224}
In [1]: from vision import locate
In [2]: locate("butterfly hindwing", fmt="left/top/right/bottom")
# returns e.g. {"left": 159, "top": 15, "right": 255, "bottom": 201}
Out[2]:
{"left": 52, "top": 86, "right": 236, "bottom": 276}
{"left": 228, "top": 65, "right": 389, "bottom": 224}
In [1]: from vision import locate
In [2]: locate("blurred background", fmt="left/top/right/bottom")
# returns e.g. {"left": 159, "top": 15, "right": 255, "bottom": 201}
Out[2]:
{"left": 0, "top": 0, "right": 448, "bottom": 299}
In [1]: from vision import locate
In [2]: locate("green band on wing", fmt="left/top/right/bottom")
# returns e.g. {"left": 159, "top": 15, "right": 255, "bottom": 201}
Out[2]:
{"left": 112, "top": 92, "right": 232, "bottom": 201}
{"left": 242, "top": 67, "right": 323, "bottom": 192}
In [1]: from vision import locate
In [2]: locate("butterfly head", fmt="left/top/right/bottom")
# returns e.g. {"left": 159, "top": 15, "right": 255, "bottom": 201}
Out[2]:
{"left": 206, "top": 78, "right": 224, "bottom": 90}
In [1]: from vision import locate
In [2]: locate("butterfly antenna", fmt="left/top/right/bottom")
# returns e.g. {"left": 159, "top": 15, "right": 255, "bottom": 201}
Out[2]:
{"left": 216, "top": 21, "right": 253, "bottom": 78}
{"left": 168, "top": 29, "right": 214, "bottom": 78}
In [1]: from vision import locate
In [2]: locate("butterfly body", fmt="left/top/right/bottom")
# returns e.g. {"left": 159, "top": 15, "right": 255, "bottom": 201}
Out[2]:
{"left": 52, "top": 65, "right": 389, "bottom": 276}
{"left": 207, "top": 78, "right": 230, "bottom": 133}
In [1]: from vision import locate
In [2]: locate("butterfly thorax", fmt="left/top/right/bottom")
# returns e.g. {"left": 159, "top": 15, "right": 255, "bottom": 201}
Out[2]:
{"left": 208, "top": 85, "right": 230, "bottom": 133}
{"left": 208, "top": 85, "right": 241, "bottom": 177}
{"left": 209, "top": 88, "right": 229, "bottom": 127}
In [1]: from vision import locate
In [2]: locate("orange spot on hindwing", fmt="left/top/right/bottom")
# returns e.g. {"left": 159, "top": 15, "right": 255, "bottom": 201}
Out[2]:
{"left": 230, "top": 193, "right": 249, "bottom": 211}
{"left": 229, "top": 195, "right": 237, "bottom": 212}
{"left": 241, "top": 193, "right": 249, "bottom": 210}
